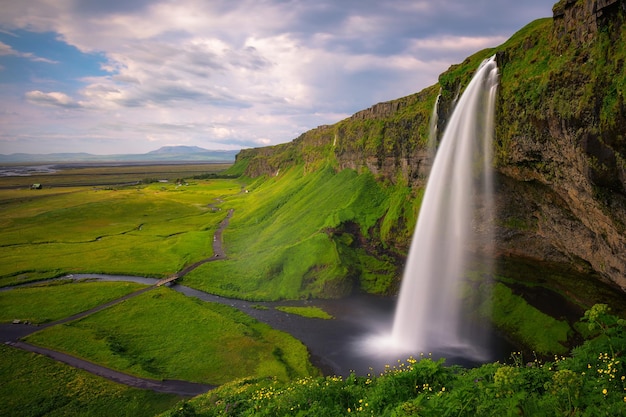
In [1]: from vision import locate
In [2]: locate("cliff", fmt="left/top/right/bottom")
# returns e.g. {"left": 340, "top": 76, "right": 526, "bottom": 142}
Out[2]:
{"left": 494, "top": 0, "right": 626, "bottom": 290}
{"left": 234, "top": 0, "right": 626, "bottom": 293}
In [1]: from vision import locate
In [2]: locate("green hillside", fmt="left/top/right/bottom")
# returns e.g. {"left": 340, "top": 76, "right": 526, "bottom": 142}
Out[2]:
{"left": 182, "top": 163, "right": 412, "bottom": 300}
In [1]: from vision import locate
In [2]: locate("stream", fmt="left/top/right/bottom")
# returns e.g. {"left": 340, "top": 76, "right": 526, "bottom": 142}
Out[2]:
{"left": 66, "top": 274, "right": 513, "bottom": 376}
{"left": 2, "top": 272, "right": 515, "bottom": 380}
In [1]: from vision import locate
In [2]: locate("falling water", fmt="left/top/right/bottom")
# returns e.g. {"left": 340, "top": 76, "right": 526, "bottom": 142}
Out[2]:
{"left": 427, "top": 91, "right": 441, "bottom": 160}
{"left": 389, "top": 56, "right": 499, "bottom": 359}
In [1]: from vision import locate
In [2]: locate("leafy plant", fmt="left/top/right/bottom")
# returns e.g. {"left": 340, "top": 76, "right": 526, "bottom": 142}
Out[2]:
{"left": 162, "top": 305, "right": 626, "bottom": 416}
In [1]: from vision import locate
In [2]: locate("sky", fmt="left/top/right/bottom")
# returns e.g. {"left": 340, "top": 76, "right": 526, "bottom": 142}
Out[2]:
{"left": 0, "top": 0, "right": 555, "bottom": 155}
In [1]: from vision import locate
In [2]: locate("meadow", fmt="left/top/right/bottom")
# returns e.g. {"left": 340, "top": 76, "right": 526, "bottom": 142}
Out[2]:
{"left": 0, "top": 163, "right": 231, "bottom": 189}
{"left": 24, "top": 285, "right": 318, "bottom": 385}
{"left": 0, "top": 165, "right": 243, "bottom": 286}
{"left": 0, "top": 280, "right": 146, "bottom": 324}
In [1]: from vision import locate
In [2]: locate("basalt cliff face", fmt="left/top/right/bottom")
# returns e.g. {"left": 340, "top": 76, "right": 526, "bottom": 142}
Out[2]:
{"left": 235, "top": 0, "right": 626, "bottom": 293}
{"left": 494, "top": 0, "right": 626, "bottom": 290}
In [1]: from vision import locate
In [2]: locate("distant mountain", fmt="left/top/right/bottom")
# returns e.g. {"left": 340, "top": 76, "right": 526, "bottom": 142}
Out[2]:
{"left": 0, "top": 146, "right": 239, "bottom": 163}
{"left": 147, "top": 145, "right": 210, "bottom": 154}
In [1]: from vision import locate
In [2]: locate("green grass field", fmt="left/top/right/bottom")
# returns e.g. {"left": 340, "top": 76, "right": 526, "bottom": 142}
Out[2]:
{"left": 0, "top": 177, "right": 243, "bottom": 286}
{"left": 25, "top": 286, "right": 318, "bottom": 385}
{"left": 0, "top": 344, "right": 180, "bottom": 417}
{"left": 0, "top": 280, "right": 146, "bottom": 324}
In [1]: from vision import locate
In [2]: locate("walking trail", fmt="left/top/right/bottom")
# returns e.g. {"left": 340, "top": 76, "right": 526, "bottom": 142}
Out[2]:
{"left": 1, "top": 208, "right": 235, "bottom": 397}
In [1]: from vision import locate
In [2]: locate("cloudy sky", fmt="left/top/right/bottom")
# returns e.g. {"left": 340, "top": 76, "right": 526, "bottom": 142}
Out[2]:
{"left": 0, "top": 0, "right": 555, "bottom": 155}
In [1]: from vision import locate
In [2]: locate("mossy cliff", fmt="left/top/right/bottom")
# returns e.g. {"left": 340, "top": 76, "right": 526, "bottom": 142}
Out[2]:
{"left": 230, "top": 0, "right": 625, "bottom": 310}
{"left": 493, "top": 0, "right": 626, "bottom": 292}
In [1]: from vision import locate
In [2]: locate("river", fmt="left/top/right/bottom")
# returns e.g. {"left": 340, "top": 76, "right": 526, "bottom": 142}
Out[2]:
{"left": 66, "top": 274, "right": 513, "bottom": 376}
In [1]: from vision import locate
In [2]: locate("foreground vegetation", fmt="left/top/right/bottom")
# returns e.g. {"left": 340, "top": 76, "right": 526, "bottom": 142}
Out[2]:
{"left": 162, "top": 305, "right": 625, "bottom": 417}
{"left": 0, "top": 344, "right": 180, "bottom": 417}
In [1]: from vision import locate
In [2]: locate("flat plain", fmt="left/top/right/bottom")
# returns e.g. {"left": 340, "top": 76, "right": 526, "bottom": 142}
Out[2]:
{"left": 0, "top": 164, "right": 241, "bottom": 286}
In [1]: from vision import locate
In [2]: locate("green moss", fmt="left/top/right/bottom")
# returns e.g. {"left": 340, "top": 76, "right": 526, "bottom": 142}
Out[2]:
{"left": 275, "top": 306, "right": 334, "bottom": 320}
{"left": 486, "top": 282, "right": 571, "bottom": 354}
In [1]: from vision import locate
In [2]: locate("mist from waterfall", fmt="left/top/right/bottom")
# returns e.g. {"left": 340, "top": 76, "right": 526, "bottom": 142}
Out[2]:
{"left": 365, "top": 56, "right": 499, "bottom": 362}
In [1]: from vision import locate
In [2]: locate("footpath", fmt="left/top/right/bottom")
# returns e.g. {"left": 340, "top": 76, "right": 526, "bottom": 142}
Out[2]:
{"left": 1, "top": 208, "right": 234, "bottom": 396}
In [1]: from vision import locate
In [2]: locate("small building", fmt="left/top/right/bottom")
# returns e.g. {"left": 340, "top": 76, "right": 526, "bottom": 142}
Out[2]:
{"left": 31, "top": 183, "right": 42, "bottom": 190}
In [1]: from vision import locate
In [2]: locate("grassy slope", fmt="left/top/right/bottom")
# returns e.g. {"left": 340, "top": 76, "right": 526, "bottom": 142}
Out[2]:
{"left": 182, "top": 163, "right": 403, "bottom": 300}
{"left": 25, "top": 286, "right": 318, "bottom": 385}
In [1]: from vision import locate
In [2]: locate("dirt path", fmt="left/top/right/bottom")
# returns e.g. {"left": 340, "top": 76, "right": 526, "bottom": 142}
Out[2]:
{"left": 1, "top": 209, "right": 236, "bottom": 396}
{"left": 6, "top": 341, "right": 215, "bottom": 396}
{"left": 155, "top": 208, "right": 234, "bottom": 286}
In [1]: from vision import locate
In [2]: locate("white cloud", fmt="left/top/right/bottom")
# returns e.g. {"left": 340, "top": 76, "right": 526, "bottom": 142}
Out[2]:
{"left": 0, "top": 0, "right": 555, "bottom": 154}
{"left": 409, "top": 35, "right": 508, "bottom": 54}
{"left": 25, "top": 90, "right": 81, "bottom": 108}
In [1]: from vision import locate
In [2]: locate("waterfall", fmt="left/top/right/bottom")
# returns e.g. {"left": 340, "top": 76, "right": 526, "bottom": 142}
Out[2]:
{"left": 389, "top": 56, "right": 499, "bottom": 359}
{"left": 427, "top": 91, "right": 441, "bottom": 160}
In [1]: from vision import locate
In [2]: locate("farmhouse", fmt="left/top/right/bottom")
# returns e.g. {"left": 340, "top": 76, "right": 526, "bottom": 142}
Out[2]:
{"left": 31, "top": 183, "right": 42, "bottom": 190}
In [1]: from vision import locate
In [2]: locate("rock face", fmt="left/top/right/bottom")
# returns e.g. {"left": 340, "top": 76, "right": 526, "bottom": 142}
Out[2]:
{"left": 237, "top": 0, "right": 626, "bottom": 292}
{"left": 492, "top": 0, "right": 626, "bottom": 290}
{"left": 553, "top": 0, "right": 625, "bottom": 47}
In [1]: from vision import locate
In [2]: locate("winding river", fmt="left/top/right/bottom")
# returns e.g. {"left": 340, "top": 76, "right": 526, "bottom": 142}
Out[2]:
{"left": 13, "top": 273, "right": 511, "bottom": 376}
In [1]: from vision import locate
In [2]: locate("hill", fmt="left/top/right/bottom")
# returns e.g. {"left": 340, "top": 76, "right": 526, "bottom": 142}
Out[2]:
{"left": 0, "top": 146, "right": 238, "bottom": 163}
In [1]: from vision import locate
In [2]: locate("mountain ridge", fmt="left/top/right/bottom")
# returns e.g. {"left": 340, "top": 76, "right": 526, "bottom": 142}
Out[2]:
{"left": 0, "top": 146, "right": 238, "bottom": 163}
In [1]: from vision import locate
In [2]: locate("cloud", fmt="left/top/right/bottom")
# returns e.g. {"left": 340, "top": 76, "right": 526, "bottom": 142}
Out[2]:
{"left": 0, "top": 40, "right": 57, "bottom": 63}
{"left": 0, "top": 0, "right": 555, "bottom": 154}
{"left": 25, "top": 90, "right": 81, "bottom": 108}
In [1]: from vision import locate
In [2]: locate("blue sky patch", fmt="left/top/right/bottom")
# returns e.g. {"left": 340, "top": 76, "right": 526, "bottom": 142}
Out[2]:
{"left": 0, "top": 30, "right": 108, "bottom": 91}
